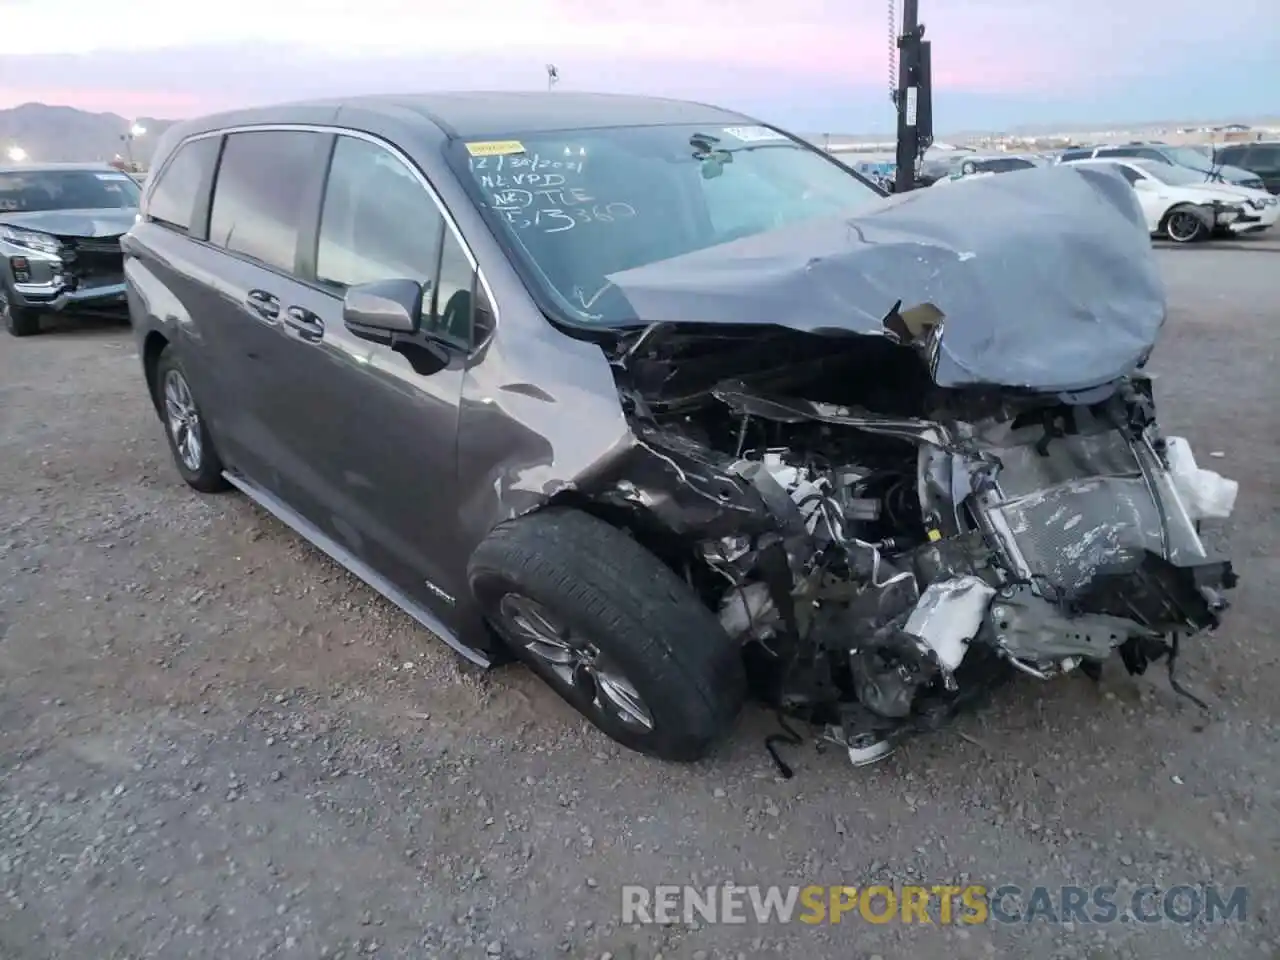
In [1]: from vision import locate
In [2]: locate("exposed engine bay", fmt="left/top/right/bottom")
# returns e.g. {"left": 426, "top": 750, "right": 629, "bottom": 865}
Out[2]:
{"left": 602, "top": 327, "right": 1238, "bottom": 768}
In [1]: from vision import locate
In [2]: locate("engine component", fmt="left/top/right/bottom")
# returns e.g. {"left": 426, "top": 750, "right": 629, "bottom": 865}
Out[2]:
{"left": 901, "top": 575, "right": 996, "bottom": 673}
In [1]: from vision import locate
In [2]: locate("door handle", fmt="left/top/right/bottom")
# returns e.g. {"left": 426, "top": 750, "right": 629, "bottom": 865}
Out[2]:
{"left": 284, "top": 306, "right": 325, "bottom": 342}
{"left": 246, "top": 289, "right": 280, "bottom": 321}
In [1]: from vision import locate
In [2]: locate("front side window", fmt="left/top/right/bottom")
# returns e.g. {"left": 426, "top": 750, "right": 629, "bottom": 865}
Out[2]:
{"left": 429, "top": 231, "right": 475, "bottom": 345}
{"left": 450, "top": 123, "right": 883, "bottom": 326}
{"left": 147, "top": 138, "right": 220, "bottom": 230}
{"left": 0, "top": 168, "right": 140, "bottom": 214}
{"left": 208, "top": 130, "right": 326, "bottom": 274}
{"left": 316, "top": 136, "right": 444, "bottom": 291}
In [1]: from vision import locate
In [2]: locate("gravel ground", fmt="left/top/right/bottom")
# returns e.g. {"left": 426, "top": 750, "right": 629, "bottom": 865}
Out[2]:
{"left": 1, "top": 248, "right": 1277, "bottom": 960}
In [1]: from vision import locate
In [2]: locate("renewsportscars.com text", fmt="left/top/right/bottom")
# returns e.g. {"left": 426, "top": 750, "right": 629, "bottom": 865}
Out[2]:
{"left": 621, "top": 883, "right": 1249, "bottom": 926}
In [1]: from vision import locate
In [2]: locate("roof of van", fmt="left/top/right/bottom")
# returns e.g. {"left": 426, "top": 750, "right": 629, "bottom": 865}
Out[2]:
{"left": 170, "top": 92, "right": 758, "bottom": 140}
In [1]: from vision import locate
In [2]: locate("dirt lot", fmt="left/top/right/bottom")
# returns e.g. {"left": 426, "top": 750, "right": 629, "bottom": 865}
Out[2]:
{"left": 1, "top": 248, "right": 1278, "bottom": 960}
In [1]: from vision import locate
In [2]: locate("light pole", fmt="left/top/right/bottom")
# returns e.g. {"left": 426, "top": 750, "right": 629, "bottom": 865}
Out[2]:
{"left": 891, "top": 0, "right": 933, "bottom": 192}
{"left": 121, "top": 123, "right": 146, "bottom": 168}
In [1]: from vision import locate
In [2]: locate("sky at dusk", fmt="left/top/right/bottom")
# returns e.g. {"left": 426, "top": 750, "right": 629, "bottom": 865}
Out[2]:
{"left": 1, "top": 0, "right": 1277, "bottom": 132}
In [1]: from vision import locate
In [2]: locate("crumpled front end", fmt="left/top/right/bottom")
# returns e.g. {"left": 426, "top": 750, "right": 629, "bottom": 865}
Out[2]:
{"left": 537, "top": 165, "right": 1240, "bottom": 767}
{"left": 592, "top": 334, "right": 1238, "bottom": 767}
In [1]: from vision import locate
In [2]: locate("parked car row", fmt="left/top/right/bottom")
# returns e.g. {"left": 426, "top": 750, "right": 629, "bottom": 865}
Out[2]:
{"left": 1058, "top": 143, "right": 1265, "bottom": 191}
{"left": 917, "top": 142, "right": 1276, "bottom": 244}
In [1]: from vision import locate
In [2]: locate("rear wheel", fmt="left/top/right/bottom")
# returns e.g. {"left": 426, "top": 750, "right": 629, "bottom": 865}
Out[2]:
{"left": 469, "top": 508, "right": 746, "bottom": 761}
{"left": 2, "top": 287, "right": 41, "bottom": 337}
{"left": 154, "top": 347, "right": 230, "bottom": 493}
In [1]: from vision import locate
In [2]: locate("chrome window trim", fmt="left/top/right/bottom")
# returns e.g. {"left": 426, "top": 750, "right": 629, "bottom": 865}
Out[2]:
{"left": 152, "top": 122, "right": 501, "bottom": 334}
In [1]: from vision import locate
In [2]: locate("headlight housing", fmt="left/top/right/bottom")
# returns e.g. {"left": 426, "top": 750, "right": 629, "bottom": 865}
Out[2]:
{"left": 0, "top": 224, "right": 61, "bottom": 256}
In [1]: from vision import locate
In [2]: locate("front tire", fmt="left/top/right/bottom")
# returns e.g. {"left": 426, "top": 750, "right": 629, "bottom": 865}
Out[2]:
{"left": 2, "top": 286, "right": 41, "bottom": 337}
{"left": 1163, "top": 206, "right": 1208, "bottom": 243}
{"left": 154, "top": 347, "right": 230, "bottom": 493}
{"left": 469, "top": 508, "right": 746, "bottom": 761}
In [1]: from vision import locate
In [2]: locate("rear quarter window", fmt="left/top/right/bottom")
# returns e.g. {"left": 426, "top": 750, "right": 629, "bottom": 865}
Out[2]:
{"left": 147, "top": 137, "right": 221, "bottom": 232}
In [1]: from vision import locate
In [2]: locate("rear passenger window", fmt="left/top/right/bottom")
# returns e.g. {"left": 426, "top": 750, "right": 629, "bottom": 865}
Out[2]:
{"left": 316, "top": 136, "right": 444, "bottom": 290}
{"left": 147, "top": 137, "right": 220, "bottom": 231}
{"left": 208, "top": 130, "right": 326, "bottom": 274}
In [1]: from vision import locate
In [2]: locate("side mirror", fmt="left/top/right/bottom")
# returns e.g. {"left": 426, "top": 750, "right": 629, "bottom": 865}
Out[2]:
{"left": 343, "top": 278, "right": 424, "bottom": 341}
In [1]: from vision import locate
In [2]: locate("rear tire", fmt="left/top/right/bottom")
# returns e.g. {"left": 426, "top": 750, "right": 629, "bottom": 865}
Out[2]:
{"left": 154, "top": 347, "right": 231, "bottom": 493}
{"left": 2, "top": 287, "right": 41, "bottom": 337}
{"left": 469, "top": 508, "right": 746, "bottom": 761}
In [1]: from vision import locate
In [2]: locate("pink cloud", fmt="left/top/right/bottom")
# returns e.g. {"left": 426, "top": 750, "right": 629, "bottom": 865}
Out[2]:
{"left": 0, "top": 85, "right": 211, "bottom": 117}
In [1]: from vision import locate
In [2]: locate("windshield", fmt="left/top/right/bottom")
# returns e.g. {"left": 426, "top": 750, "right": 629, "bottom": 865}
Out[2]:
{"left": 1134, "top": 160, "right": 1209, "bottom": 186}
{"left": 1161, "top": 146, "right": 1212, "bottom": 172}
{"left": 0, "top": 169, "right": 140, "bottom": 213}
{"left": 450, "top": 123, "right": 884, "bottom": 325}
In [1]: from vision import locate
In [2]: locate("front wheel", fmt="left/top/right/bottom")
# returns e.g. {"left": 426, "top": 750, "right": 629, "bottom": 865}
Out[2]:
{"left": 1163, "top": 206, "right": 1209, "bottom": 243}
{"left": 469, "top": 508, "right": 746, "bottom": 761}
{"left": 2, "top": 287, "right": 41, "bottom": 337}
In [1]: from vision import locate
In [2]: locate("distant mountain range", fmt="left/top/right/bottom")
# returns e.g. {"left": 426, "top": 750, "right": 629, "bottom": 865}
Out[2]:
{"left": 0, "top": 103, "right": 176, "bottom": 165}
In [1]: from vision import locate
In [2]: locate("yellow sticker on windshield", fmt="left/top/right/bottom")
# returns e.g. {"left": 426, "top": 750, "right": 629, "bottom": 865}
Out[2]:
{"left": 465, "top": 140, "right": 526, "bottom": 157}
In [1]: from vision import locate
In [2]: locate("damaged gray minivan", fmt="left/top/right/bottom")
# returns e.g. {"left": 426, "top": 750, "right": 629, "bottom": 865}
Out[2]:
{"left": 124, "top": 92, "right": 1237, "bottom": 767}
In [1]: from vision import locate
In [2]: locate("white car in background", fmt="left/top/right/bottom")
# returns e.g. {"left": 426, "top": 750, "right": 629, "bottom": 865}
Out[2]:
{"left": 925, "top": 154, "right": 1038, "bottom": 186}
{"left": 1064, "top": 157, "right": 1277, "bottom": 243}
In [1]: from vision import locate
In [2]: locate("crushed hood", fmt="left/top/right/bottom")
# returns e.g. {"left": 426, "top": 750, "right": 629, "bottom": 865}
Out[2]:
{"left": 607, "top": 165, "right": 1168, "bottom": 393}
{"left": 0, "top": 207, "right": 135, "bottom": 239}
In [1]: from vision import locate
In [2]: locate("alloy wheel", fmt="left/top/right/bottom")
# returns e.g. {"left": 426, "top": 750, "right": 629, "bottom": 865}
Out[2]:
{"left": 163, "top": 368, "right": 204, "bottom": 472}
{"left": 498, "top": 592, "right": 655, "bottom": 732}
{"left": 1167, "top": 211, "right": 1202, "bottom": 243}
